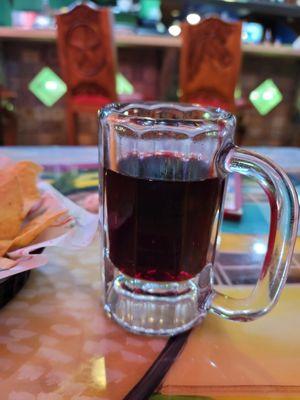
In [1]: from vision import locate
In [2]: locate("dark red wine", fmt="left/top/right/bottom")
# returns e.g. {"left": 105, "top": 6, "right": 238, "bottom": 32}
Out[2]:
{"left": 105, "top": 154, "right": 225, "bottom": 282}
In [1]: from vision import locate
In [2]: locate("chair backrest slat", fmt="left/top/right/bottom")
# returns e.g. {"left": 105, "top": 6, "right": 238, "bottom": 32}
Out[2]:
{"left": 56, "top": 3, "right": 117, "bottom": 101}
{"left": 180, "top": 17, "right": 242, "bottom": 112}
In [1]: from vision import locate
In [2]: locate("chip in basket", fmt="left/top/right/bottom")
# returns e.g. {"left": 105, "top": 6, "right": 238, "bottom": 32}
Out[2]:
{"left": 9, "top": 160, "right": 43, "bottom": 217}
{"left": 0, "top": 174, "right": 23, "bottom": 240}
{"left": 0, "top": 160, "right": 67, "bottom": 270}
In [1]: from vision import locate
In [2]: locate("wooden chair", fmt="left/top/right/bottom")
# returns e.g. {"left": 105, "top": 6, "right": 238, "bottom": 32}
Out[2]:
{"left": 0, "top": 86, "right": 17, "bottom": 146}
{"left": 180, "top": 17, "right": 242, "bottom": 113}
{"left": 56, "top": 2, "right": 117, "bottom": 145}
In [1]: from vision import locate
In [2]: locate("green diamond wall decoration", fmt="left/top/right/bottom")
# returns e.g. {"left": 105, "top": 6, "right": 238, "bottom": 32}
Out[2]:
{"left": 116, "top": 72, "right": 134, "bottom": 96}
{"left": 29, "top": 67, "right": 67, "bottom": 107}
{"left": 249, "top": 79, "right": 282, "bottom": 116}
{"left": 234, "top": 85, "right": 242, "bottom": 100}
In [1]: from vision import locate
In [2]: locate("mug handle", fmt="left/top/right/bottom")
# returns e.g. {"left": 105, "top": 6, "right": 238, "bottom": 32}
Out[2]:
{"left": 211, "top": 146, "right": 299, "bottom": 321}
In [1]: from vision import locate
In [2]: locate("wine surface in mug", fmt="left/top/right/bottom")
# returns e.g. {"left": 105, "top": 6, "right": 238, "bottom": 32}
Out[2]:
{"left": 105, "top": 153, "right": 225, "bottom": 282}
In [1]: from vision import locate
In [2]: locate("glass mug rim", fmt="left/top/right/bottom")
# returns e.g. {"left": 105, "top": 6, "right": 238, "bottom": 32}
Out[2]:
{"left": 100, "top": 101, "right": 234, "bottom": 124}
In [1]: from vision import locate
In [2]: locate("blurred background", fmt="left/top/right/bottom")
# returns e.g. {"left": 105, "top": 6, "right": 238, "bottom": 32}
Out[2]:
{"left": 0, "top": 0, "right": 299, "bottom": 146}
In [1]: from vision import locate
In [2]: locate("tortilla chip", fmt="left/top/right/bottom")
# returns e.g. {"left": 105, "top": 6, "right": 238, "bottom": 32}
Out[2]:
{"left": 9, "top": 161, "right": 43, "bottom": 218}
{"left": 0, "top": 240, "right": 13, "bottom": 257}
{"left": 0, "top": 257, "right": 18, "bottom": 270}
{"left": 0, "top": 175, "right": 23, "bottom": 240}
{"left": 9, "top": 209, "right": 67, "bottom": 251}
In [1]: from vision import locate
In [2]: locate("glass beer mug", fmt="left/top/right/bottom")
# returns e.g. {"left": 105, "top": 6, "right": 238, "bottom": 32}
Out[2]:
{"left": 99, "top": 103, "right": 299, "bottom": 336}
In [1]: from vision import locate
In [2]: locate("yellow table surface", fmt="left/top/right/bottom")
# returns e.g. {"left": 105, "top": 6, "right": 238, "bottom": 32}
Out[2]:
{"left": 162, "top": 285, "right": 300, "bottom": 399}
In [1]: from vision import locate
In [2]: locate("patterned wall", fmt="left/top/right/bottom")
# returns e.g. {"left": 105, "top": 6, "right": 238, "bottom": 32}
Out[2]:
{"left": 1, "top": 40, "right": 299, "bottom": 146}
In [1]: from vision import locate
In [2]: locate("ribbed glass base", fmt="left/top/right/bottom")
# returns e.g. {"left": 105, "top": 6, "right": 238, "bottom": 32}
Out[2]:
{"left": 104, "top": 266, "right": 213, "bottom": 336}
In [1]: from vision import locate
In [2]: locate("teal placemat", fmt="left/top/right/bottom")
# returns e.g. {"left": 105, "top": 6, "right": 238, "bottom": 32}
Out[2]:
{"left": 222, "top": 202, "right": 270, "bottom": 235}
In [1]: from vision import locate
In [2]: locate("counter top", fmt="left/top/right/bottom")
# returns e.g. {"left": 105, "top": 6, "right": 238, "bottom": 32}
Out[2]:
{"left": 0, "top": 146, "right": 300, "bottom": 399}
{"left": 0, "top": 27, "right": 300, "bottom": 58}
